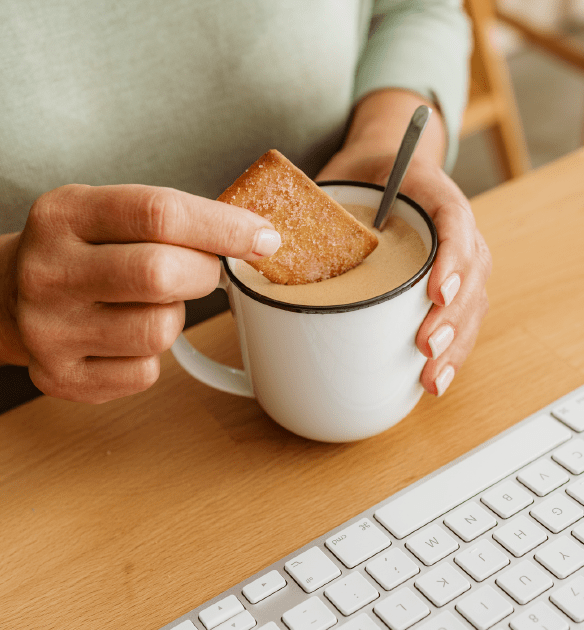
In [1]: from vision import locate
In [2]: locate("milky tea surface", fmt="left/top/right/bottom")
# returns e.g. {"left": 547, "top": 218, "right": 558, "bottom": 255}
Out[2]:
{"left": 231, "top": 203, "right": 428, "bottom": 306}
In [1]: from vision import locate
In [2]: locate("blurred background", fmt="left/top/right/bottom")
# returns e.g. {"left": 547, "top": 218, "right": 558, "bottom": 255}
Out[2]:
{"left": 453, "top": 0, "right": 584, "bottom": 196}
{"left": 3, "top": 0, "right": 584, "bottom": 412}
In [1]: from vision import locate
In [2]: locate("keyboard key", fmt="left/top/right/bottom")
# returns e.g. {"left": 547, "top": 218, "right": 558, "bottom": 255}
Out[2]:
{"left": 405, "top": 525, "right": 459, "bottom": 565}
{"left": 282, "top": 597, "right": 336, "bottom": 630}
{"left": 495, "top": 559, "right": 553, "bottom": 605}
{"left": 325, "top": 518, "right": 391, "bottom": 568}
{"left": 455, "top": 584, "right": 513, "bottom": 630}
{"left": 566, "top": 478, "right": 584, "bottom": 504}
{"left": 553, "top": 391, "right": 584, "bottom": 431}
{"left": 374, "top": 416, "right": 570, "bottom": 538}
{"left": 418, "top": 611, "right": 467, "bottom": 630}
{"left": 338, "top": 613, "right": 382, "bottom": 630}
{"left": 517, "top": 459, "right": 569, "bottom": 496}
{"left": 552, "top": 438, "right": 584, "bottom": 474}
{"left": 173, "top": 622, "right": 196, "bottom": 630}
{"left": 414, "top": 562, "right": 470, "bottom": 607}
{"left": 199, "top": 596, "right": 245, "bottom": 630}
{"left": 530, "top": 493, "right": 583, "bottom": 533}
{"left": 257, "top": 624, "right": 279, "bottom": 630}
{"left": 509, "top": 601, "right": 568, "bottom": 630}
{"left": 571, "top": 520, "right": 584, "bottom": 543}
{"left": 216, "top": 611, "right": 256, "bottom": 630}
{"left": 242, "top": 570, "right": 287, "bottom": 604}
{"left": 534, "top": 534, "right": 584, "bottom": 578}
{"left": 373, "top": 587, "right": 430, "bottom": 630}
{"left": 492, "top": 514, "right": 547, "bottom": 557}
{"left": 454, "top": 539, "right": 510, "bottom": 582}
{"left": 444, "top": 501, "right": 497, "bottom": 542}
{"left": 365, "top": 548, "right": 419, "bottom": 590}
{"left": 550, "top": 574, "right": 584, "bottom": 622}
{"left": 285, "top": 547, "right": 341, "bottom": 593}
{"left": 324, "top": 571, "right": 379, "bottom": 615}
{"left": 481, "top": 481, "right": 533, "bottom": 519}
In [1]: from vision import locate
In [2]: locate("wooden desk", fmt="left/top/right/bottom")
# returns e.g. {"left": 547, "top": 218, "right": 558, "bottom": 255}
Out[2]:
{"left": 2, "top": 149, "right": 584, "bottom": 630}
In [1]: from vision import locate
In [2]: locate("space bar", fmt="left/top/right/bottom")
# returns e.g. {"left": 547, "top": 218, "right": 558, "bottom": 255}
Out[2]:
{"left": 374, "top": 415, "right": 571, "bottom": 539}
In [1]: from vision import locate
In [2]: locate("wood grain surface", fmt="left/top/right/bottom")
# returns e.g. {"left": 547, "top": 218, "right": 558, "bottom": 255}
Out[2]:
{"left": 2, "top": 149, "right": 584, "bottom": 630}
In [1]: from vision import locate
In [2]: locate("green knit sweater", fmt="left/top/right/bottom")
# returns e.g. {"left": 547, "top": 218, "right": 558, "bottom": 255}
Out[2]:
{"left": 0, "top": 0, "right": 470, "bottom": 234}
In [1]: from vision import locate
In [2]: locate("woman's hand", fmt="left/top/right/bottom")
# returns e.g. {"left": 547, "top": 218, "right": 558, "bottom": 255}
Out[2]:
{"left": 0, "top": 184, "right": 280, "bottom": 402}
{"left": 317, "top": 97, "right": 492, "bottom": 397}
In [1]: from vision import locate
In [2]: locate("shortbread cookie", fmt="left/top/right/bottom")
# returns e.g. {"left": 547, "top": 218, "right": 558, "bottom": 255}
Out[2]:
{"left": 218, "top": 149, "right": 378, "bottom": 285}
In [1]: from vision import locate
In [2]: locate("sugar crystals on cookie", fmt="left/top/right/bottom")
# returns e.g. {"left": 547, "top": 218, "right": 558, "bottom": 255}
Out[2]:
{"left": 218, "top": 150, "right": 378, "bottom": 285}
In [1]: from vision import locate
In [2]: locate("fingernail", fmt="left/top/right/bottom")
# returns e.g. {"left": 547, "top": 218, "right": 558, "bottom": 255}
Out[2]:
{"left": 440, "top": 273, "right": 461, "bottom": 306}
{"left": 435, "top": 365, "right": 455, "bottom": 397}
{"left": 252, "top": 228, "right": 281, "bottom": 257}
{"left": 428, "top": 324, "right": 455, "bottom": 360}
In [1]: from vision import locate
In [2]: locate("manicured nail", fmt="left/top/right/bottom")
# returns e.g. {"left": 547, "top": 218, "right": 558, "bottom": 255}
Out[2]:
{"left": 435, "top": 365, "right": 455, "bottom": 397}
{"left": 252, "top": 228, "right": 281, "bottom": 257}
{"left": 440, "top": 273, "right": 461, "bottom": 306}
{"left": 428, "top": 324, "right": 455, "bottom": 360}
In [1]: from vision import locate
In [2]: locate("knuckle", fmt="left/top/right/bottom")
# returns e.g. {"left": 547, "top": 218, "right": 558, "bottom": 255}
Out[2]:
{"left": 30, "top": 355, "right": 160, "bottom": 403}
{"left": 18, "top": 252, "right": 74, "bottom": 302}
{"left": 458, "top": 230, "right": 476, "bottom": 268}
{"left": 217, "top": 212, "right": 248, "bottom": 255}
{"left": 473, "top": 230, "right": 493, "bottom": 274}
{"left": 17, "top": 315, "right": 47, "bottom": 356}
{"left": 141, "top": 187, "right": 181, "bottom": 241}
{"left": 143, "top": 307, "right": 181, "bottom": 354}
{"left": 17, "top": 254, "right": 46, "bottom": 301}
{"left": 138, "top": 246, "right": 176, "bottom": 302}
{"left": 132, "top": 356, "right": 160, "bottom": 392}
{"left": 26, "top": 185, "right": 85, "bottom": 237}
{"left": 480, "top": 243, "right": 493, "bottom": 278}
{"left": 29, "top": 359, "right": 86, "bottom": 402}
{"left": 195, "top": 254, "right": 221, "bottom": 297}
{"left": 454, "top": 198, "right": 476, "bottom": 226}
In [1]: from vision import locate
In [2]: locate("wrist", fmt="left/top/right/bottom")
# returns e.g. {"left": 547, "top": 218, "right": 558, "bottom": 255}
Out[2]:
{"left": 344, "top": 89, "right": 447, "bottom": 167}
{"left": 0, "top": 232, "right": 29, "bottom": 366}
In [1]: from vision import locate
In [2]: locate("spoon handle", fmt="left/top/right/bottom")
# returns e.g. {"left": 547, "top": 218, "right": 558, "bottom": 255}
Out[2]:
{"left": 373, "top": 104, "right": 431, "bottom": 231}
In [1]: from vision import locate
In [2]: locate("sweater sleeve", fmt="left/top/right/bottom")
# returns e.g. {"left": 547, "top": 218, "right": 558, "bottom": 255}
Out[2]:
{"left": 354, "top": 0, "right": 472, "bottom": 173}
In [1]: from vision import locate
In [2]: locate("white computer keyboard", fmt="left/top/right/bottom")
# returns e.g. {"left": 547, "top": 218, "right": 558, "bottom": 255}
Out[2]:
{"left": 161, "top": 384, "right": 584, "bottom": 630}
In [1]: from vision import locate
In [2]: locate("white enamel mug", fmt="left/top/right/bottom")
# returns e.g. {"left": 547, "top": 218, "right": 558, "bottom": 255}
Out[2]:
{"left": 171, "top": 182, "right": 437, "bottom": 442}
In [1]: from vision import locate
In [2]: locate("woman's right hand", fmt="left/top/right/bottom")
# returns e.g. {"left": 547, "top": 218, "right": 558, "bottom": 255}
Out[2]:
{"left": 0, "top": 184, "right": 280, "bottom": 403}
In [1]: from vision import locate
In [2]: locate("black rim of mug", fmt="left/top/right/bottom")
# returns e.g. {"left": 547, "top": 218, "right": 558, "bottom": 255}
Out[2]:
{"left": 220, "top": 181, "right": 438, "bottom": 314}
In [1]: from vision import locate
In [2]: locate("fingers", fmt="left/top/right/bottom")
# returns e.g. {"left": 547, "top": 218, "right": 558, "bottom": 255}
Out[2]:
{"left": 399, "top": 160, "right": 492, "bottom": 397}
{"left": 73, "top": 302, "right": 186, "bottom": 358}
{"left": 402, "top": 167, "right": 480, "bottom": 308}
{"left": 35, "top": 184, "right": 281, "bottom": 260}
{"left": 416, "top": 231, "right": 491, "bottom": 396}
{"left": 70, "top": 242, "right": 222, "bottom": 303}
{"left": 28, "top": 355, "right": 161, "bottom": 404}
{"left": 18, "top": 182, "right": 283, "bottom": 403}
{"left": 417, "top": 232, "right": 491, "bottom": 357}
{"left": 23, "top": 301, "right": 185, "bottom": 403}
{"left": 426, "top": 202, "right": 476, "bottom": 306}
{"left": 20, "top": 300, "right": 185, "bottom": 360}
{"left": 419, "top": 289, "right": 489, "bottom": 396}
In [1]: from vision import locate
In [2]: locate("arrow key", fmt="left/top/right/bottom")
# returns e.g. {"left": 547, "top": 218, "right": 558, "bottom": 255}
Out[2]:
{"left": 216, "top": 611, "right": 256, "bottom": 630}
{"left": 199, "top": 595, "right": 245, "bottom": 630}
{"left": 243, "top": 570, "right": 287, "bottom": 604}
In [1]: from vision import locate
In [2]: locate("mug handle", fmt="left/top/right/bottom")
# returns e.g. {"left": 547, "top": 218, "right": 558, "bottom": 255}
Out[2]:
{"left": 170, "top": 266, "right": 254, "bottom": 398}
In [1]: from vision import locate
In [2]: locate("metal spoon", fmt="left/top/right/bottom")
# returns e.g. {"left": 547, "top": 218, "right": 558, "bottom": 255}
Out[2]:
{"left": 373, "top": 104, "right": 431, "bottom": 231}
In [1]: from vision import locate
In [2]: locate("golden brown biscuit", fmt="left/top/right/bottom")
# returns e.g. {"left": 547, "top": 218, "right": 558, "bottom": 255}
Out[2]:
{"left": 218, "top": 149, "right": 378, "bottom": 285}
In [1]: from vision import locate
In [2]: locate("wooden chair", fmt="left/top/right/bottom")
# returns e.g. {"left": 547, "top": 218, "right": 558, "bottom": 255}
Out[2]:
{"left": 461, "top": 0, "right": 532, "bottom": 181}
{"left": 496, "top": 3, "right": 584, "bottom": 74}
